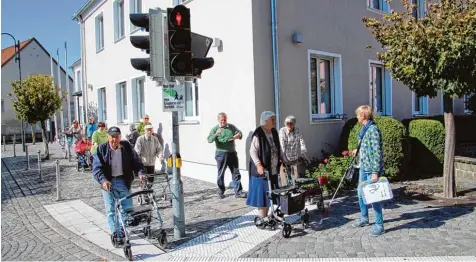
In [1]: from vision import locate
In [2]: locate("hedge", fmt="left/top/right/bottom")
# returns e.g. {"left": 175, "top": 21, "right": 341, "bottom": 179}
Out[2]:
{"left": 345, "top": 116, "right": 407, "bottom": 179}
{"left": 408, "top": 119, "right": 445, "bottom": 174}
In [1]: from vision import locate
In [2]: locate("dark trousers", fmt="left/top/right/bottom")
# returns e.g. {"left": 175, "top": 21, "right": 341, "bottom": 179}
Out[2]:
{"left": 144, "top": 165, "right": 155, "bottom": 184}
{"left": 215, "top": 151, "right": 243, "bottom": 195}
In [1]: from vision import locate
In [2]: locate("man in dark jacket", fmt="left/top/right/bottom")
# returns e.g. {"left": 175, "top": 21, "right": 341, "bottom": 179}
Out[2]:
{"left": 92, "top": 126, "right": 145, "bottom": 243}
{"left": 126, "top": 123, "right": 140, "bottom": 147}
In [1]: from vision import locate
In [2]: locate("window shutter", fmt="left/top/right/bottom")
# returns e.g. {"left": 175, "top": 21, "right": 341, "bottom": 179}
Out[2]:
{"left": 130, "top": 0, "right": 135, "bottom": 32}
{"left": 423, "top": 96, "right": 429, "bottom": 115}
{"left": 131, "top": 79, "right": 138, "bottom": 122}
{"left": 382, "top": 0, "right": 390, "bottom": 13}
{"left": 384, "top": 70, "right": 392, "bottom": 116}
{"left": 333, "top": 61, "right": 343, "bottom": 116}
{"left": 98, "top": 89, "right": 104, "bottom": 122}
{"left": 113, "top": 1, "right": 118, "bottom": 41}
{"left": 116, "top": 84, "right": 122, "bottom": 122}
{"left": 418, "top": 0, "right": 426, "bottom": 18}
{"left": 95, "top": 18, "right": 100, "bottom": 51}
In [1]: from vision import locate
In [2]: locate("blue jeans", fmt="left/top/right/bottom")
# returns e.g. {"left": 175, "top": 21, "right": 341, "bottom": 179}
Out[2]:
{"left": 101, "top": 178, "right": 132, "bottom": 235}
{"left": 358, "top": 169, "right": 384, "bottom": 230}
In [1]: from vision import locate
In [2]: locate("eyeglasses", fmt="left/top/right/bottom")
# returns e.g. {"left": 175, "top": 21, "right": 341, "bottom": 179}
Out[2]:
{"left": 286, "top": 122, "right": 294, "bottom": 126}
{"left": 144, "top": 118, "right": 149, "bottom": 120}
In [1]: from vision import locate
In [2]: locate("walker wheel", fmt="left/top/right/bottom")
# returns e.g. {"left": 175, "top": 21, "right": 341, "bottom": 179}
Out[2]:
{"left": 282, "top": 223, "right": 292, "bottom": 238}
{"left": 254, "top": 216, "right": 266, "bottom": 229}
{"left": 157, "top": 230, "right": 168, "bottom": 249}
{"left": 317, "top": 196, "right": 325, "bottom": 211}
{"left": 123, "top": 245, "right": 133, "bottom": 261}
{"left": 111, "top": 234, "right": 119, "bottom": 248}
{"left": 301, "top": 213, "right": 310, "bottom": 228}
{"left": 143, "top": 226, "right": 151, "bottom": 239}
{"left": 138, "top": 195, "right": 143, "bottom": 205}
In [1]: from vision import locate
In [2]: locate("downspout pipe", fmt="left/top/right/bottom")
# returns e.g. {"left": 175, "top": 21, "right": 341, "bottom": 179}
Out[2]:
{"left": 271, "top": 0, "right": 280, "bottom": 129}
{"left": 79, "top": 14, "right": 88, "bottom": 125}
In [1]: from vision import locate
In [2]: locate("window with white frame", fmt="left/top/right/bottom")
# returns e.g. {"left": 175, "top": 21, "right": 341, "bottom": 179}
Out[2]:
{"left": 75, "top": 70, "right": 82, "bottom": 91}
{"left": 98, "top": 87, "right": 107, "bottom": 122}
{"left": 368, "top": 0, "right": 390, "bottom": 13}
{"left": 413, "top": 92, "right": 429, "bottom": 115}
{"left": 116, "top": 82, "right": 128, "bottom": 122}
{"left": 95, "top": 14, "right": 104, "bottom": 51}
{"left": 129, "top": 0, "right": 142, "bottom": 32}
{"left": 131, "top": 77, "right": 145, "bottom": 122}
{"left": 180, "top": 80, "right": 200, "bottom": 121}
{"left": 114, "top": 0, "right": 125, "bottom": 41}
{"left": 369, "top": 62, "right": 392, "bottom": 115}
{"left": 308, "top": 50, "right": 343, "bottom": 121}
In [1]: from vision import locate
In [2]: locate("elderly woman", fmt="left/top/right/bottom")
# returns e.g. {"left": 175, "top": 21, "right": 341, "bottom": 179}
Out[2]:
{"left": 246, "top": 111, "right": 282, "bottom": 221}
{"left": 279, "top": 115, "right": 308, "bottom": 186}
{"left": 351, "top": 105, "right": 385, "bottom": 237}
{"left": 70, "top": 120, "right": 83, "bottom": 143}
{"left": 91, "top": 122, "right": 108, "bottom": 154}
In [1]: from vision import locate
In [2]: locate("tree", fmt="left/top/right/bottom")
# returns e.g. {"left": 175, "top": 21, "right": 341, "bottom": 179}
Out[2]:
{"left": 9, "top": 74, "right": 66, "bottom": 159}
{"left": 363, "top": 0, "right": 476, "bottom": 198}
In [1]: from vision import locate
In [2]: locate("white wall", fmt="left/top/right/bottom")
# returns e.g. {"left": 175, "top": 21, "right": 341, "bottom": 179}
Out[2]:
{"left": 80, "top": 0, "right": 258, "bottom": 190}
{"left": 1, "top": 40, "right": 74, "bottom": 135}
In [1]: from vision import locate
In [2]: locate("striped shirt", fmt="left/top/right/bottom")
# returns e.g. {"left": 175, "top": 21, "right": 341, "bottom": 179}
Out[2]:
{"left": 134, "top": 135, "right": 163, "bottom": 166}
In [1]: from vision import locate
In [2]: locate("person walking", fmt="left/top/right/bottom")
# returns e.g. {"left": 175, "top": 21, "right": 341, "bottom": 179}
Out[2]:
{"left": 137, "top": 114, "right": 151, "bottom": 135}
{"left": 126, "top": 123, "right": 140, "bottom": 147}
{"left": 207, "top": 112, "right": 247, "bottom": 199}
{"left": 134, "top": 124, "right": 164, "bottom": 178}
{"left": 351, "top": 105, "right": 385, "bottom": 237}
{"left": 279, "top": 115, "right": 308, "bottom": 186}
{"left": 85, "top": 115, "right": 98, "bottom": 140}
{"left": 91, "top": 122, "right": 108, "bottom": 154}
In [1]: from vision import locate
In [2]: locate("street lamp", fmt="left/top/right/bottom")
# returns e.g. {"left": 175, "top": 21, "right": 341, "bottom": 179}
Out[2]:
{"left": 2, "top": 33, "right": 26, "bottom": 152}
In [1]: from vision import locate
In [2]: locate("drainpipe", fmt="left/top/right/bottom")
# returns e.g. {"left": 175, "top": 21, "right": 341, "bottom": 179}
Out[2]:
{"left": 79, "top": 15, "right": 88, "bottom": 125}
{"left": 271, "top": 0, "right": 281, "bottom": 129}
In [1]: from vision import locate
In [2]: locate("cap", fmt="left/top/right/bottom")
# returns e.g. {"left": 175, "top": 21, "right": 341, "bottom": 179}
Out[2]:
{"left": 108, "top": 126, "right": 121, "bottom": 135}
{"left": 144, "top": 124, "right": 154, "bottom": 130}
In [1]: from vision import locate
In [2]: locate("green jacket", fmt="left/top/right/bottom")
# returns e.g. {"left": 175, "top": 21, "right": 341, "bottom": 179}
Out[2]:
{"left": 137, "top": 122, "right": 149, "bottom": 135}
{"left": 91, "top": 129, "right": 108, "bottom": 154}
{"left": 207, "top": 124, "right": 242, "bottom": 152}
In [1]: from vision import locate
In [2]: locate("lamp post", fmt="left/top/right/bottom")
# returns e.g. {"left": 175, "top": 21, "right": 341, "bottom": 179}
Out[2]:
{"left": 2, "top": 33, "right": 26, "bottom": 152}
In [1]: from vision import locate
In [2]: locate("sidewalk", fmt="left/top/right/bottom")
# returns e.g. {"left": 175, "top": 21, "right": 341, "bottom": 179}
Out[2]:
{"left": 2, "top": 142, "right": 476, "bottom": 261}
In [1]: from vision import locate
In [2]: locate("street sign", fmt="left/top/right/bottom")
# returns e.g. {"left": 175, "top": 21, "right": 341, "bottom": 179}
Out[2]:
{"left": 162, "top": 82, "right": 185, "bottom": 112}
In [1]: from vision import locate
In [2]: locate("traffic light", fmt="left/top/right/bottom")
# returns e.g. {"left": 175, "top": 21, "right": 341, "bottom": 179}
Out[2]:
{"left": 167, "top": 5, "right": 192, "bottom": 77}
{"left": 190, "top": 32, "right": 215, "bottom": 77}
{"left": 130, "top": 8, "right": 166, "bottom": 79}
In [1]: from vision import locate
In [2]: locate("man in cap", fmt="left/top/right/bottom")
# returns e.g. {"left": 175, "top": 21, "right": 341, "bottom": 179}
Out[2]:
{"left": 92, "top": 126, "right": 145, "bottom": 245}
{"left": 135, "top": 124, "right": 163, "bottom": 177}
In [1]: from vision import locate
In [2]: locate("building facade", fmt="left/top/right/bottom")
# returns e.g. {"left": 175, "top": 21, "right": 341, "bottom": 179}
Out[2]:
{"left": 72, "top": 0, "right": 469, "bottom": 189}
{"left": 1, "top": 38, "right": 75, "bottom": 137}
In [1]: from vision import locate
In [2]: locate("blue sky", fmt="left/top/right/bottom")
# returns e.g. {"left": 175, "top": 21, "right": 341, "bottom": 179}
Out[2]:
{"left": 1, "top": 0, "right": 85, "bottom": 76}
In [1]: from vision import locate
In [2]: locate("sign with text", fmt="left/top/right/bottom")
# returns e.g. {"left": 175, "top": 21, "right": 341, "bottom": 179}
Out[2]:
{"left": 162, "top": 82, "right": 185, "bottom": 112}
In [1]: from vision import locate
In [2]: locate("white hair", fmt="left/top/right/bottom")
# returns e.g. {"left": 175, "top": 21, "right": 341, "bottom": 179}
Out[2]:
{"left": 284, "top": 115, "right": 296, "bottom": 125}
{"left": 260, "top": 111, "right": 275, "bottom": 126}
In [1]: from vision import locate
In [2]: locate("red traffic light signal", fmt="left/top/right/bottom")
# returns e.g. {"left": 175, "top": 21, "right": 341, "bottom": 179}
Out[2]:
{"left": 169, "top": 5, "right": 190, "bottom": 29}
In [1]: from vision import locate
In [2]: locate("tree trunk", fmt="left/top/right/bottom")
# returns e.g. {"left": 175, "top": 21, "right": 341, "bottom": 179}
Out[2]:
{"left": 40, "top": 120, "right": 50, "bottom": 160}
{"left": 443, "top": 94, "right": 456, "bottom": 198}
{"left": 30, "top": 124, "right": 36, "bottom": 145}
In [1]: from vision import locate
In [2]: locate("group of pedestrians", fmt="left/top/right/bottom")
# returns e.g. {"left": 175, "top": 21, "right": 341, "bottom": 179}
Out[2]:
{"left": 207, "top": 106, "right": 385, "bottom": 237}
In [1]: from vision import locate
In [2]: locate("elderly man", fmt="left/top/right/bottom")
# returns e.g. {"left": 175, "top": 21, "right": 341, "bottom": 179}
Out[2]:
{"left": 137, "top": 114, "right": 151, "bottom": 135}
{"left": 207, "top": 112, "right": 247, "bottom": 199}
{"left": 135, "top": 124, "right": 163, "bottom": 177}
{"left": 92, "top": 126, "right": 145, "bottom": 244}
{"left": 279, "top": 115, "right": 308, "bottom": 186}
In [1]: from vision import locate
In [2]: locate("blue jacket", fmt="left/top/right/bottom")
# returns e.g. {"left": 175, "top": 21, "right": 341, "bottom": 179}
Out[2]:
{"left": 86, "top": 121, "right": 98, "bottom": 138}
{"left": 359, "top": 124, "right": 384, "bottom": 175}
{"left": 92, "top": 140, "right": 144, "bottom": 190}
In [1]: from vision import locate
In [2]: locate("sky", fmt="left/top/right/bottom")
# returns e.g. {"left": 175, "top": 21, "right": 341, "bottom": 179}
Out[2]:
{"left": 1, "top": 0, "right": 85, "bottom": 75}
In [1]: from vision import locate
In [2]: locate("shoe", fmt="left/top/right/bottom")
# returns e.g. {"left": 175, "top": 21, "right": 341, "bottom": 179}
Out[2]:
{"left": 369, "top": 227, "right": 384, "bottom": 237}
{"left": 352, "top": 219, "right": 369, "bottom": 228}
{"left": 235, "top": 192, "right": 247, "bottom": 198}
{"left": 218, "top": 193, "right": 225, "bottom": 199}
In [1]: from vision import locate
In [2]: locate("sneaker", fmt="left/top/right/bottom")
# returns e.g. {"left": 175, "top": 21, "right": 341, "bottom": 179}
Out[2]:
{"left": 235, "top": 192, "right": 247, "bottom": 198}
{"left": 352, "top": 219, "right": 369, "bottom": 228}
{"left": 217, "top": 193, "right": 225, "bottom": 199}
{"left": 369, "top": 227, "right": 384, "bottom": 237}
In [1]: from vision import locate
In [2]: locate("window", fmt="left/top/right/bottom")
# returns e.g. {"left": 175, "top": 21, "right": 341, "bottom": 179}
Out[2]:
{"left": 98, "top": 87, "right": 107, "bottom": 122}
{"left": 413, "top": 92, "right": 429, "bottom": 115}
{"left": 464, "top": 94, "right": 474, "bottom": 114}
{"left": 412, "top": 0, "right": 427, "bottom": 19}
{"left": 1, "top": 99, "right": 5, "bottom": 112}
{"left": 173, "top": 0, "right": 182, "bottom": 5}
{"left": 95, "top": 14, "right": 104, "bottom": 51}
{"left": 75, "top": 70, "right": 82, "bottom": 91}
{"left": 129, "top": 0, "right": 142, "bottom": 32}
{"left": 368, "top": 0, "right": 390, "bottom": 13}
{"left": 308, "top": 50, "right": 343, "bottom": 122}
{"left": 131, "top": 77, "right": 145, "bottom": 122}
{"left": 182, "top": 80, "right": 200, "bottom": 120}
{"left": 114, "top": 0, "right": 125, "bottom": 41}
{"left": 116, "top": 82, "right": 128, "bottom": 122}
{"left": 369, "top": 62, "right": 392, "bottom": 115}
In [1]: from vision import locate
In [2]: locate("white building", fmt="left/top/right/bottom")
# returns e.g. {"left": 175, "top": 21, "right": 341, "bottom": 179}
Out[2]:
{"left": 1, "top": 37, "right": 75, "bottom": 139}
{"left": 72, "top": 0, "right": 470, "bottom": 190}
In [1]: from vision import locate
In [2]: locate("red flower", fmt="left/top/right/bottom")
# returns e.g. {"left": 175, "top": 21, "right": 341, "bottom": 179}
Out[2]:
{"left": 324, "top": 158, "right": 329, "bottom": 163}
{"left": 342, "top": 150, "right": 349, "bottom": 156}
{"left": 318, "top": 175, "right": 328, "bottom": 185}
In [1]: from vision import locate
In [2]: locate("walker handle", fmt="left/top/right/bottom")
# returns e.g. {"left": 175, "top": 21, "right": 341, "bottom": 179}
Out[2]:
{"left": 125, "top": 190, "right": 153, "bottom": 200}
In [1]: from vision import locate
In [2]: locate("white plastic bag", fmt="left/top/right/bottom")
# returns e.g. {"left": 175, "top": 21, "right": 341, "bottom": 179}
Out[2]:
{"left": 359, "top": 177, "right": 393, "bottom": 205}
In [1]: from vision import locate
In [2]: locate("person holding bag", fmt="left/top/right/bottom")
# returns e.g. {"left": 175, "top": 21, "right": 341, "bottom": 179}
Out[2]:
{"left": 351, "top": 105, "right": 385, "bottom": 237}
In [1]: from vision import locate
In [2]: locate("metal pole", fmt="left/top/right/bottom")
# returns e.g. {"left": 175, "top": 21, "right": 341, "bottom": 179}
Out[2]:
{"left": 57, "top": 49, "right": 65, "bottom": 136}
{"left": 16, "top": 40, "right": 25, "bottom": 152}
{"left": 37, "top": 150, "right": 42, "bottom": 181}
{"left": 65, "top": 42, "right": 72, "bottom": 127}
{"left": 3, "top": 136, "right": 6, "bottom": 151}
{"left": 171, "top": 110, "right": 185, "bottom": 239}
{"left": 25, "top": 145, "right": 29, "bottom": 170}
{"left": 50, "top": 55, "right": 58, "bottom": 143}
{"left": 13, "top": 134, "right": 16, "bottom": 157}
{"left": 56, "top": 160, "right": 61, "bottom": 201}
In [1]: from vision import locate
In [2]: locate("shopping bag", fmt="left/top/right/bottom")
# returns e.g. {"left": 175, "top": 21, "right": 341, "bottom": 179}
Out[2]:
{"left": 358, "top": 177, "right": 393, "bottom": 205}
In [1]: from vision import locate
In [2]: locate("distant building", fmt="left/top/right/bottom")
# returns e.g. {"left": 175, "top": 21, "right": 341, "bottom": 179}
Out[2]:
{"left": 1, "top": 37, "right": 75, "bottom": 137}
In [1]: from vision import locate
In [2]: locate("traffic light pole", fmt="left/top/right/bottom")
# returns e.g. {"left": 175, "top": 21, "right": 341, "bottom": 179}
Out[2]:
{"left": 171, "top": 106, "right": 185, "bottom": 239}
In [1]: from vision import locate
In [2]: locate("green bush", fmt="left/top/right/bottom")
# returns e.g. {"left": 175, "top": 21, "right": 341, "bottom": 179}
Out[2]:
{"left": 408, "top": 119, "right": 445, "bottom": 174}
{"left": 346, "top": 116, "right": 407, "bottom": 179}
